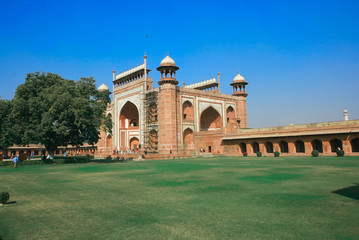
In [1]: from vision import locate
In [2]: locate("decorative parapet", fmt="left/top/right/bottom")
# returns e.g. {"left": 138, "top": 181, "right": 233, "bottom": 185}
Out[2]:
{"left": 113, "top": 63, "right": 151, "bottom": 87}
{"left": 185, "top": 78, "right": 218, "bottom": 91}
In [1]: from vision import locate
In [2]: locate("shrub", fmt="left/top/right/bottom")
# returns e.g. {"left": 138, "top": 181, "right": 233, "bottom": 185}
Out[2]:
{"left": 274, "top": 151, "right": 280, "bottom": 157}
{"left": 256, "top": 151, "right": 262, "bottom": 157}
{"left": 0, "top": 192, "right": 10, "bottom": 204}
{"left": 311, "top": 150, "right": 319, "bottom": 157}
{"left": 336, "top": 149, "right": 345, "bottom": 157}
{"left": 243, "top": 152, "right": 248, "bottom": 157}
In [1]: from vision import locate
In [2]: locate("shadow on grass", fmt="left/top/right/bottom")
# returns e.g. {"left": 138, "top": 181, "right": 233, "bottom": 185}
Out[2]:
{"left": 1, "top": 201, "right": 16, "bottom": 206}
{"left": 332, "top": 183, "right": 359, "bottom": 200}
{"left": 89, "top": 158, "right": 133, "bottom": 164}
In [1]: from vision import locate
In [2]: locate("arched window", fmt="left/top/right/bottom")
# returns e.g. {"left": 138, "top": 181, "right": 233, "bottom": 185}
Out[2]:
{"left": 183, "top": 101, "right": 194, "bottom": 120}
{"left": 183, "top": 128, "right": 194, "bottom": 149}
{"left": 295, "top": 140, "right": 305, "bottom": 153}
{"left": 280, "top": 141, "right": 289, "bottom": 153}
{"left": 351, "top": 138, "right": 359, "bottom": 152}
{"left": 252, "top": 142, "right": 259, "bottom": 153}
{"left": 120, "top": 102, "right": 139, "bottom": 129}
{"left": 265, "top": 142, "right": 273, "bottom": 153}
{"left": 226, "top": 106, "right": 235, "bottom": 123}
{"left": 330, "top": 138, "right": 343, "bottom": 152}
{"left": 200, "top": 107, "right": 222, "bottom": 131}
{"left": 240, "top": 143, "right": 247, "bottom": 153}
{"left": 312, "top": 139, "right": 323, "bottom": 153}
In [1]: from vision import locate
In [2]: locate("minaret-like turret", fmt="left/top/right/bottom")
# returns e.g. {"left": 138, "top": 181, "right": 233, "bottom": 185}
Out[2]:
{"left": 156, "top": 54, "right": 179, "bottom": 86}
{"left": 230, "top": 73, "right": 248, "bottom": 97}
{"left": 230, "top": 72, "right": 248, "bottom": 128}
{"left": 157, "top": 54, "right": 180, "bottom": 153}
{"left": 344, "top": 109, "right": 349, "bottom": 121}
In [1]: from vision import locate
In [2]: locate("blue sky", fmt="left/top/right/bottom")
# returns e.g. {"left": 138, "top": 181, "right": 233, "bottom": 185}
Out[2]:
{"left": 1, "top": 0, "right": 358, "bottom": 128}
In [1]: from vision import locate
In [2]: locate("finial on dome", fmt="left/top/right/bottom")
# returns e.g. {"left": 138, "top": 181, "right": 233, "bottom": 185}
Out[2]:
{"left": 98, "top": 82, "right": 109, "bottom": 91}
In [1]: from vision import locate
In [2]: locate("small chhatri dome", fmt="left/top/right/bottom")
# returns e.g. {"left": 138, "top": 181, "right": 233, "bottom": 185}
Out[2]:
{"left": 160, "top": 54, "right": 176, "bottom": 66}
{"left": 98, "top": 82, "right": 109, "bottom": 91}
{"left": 233, "top": 72, "right": 245, "bottom": 82}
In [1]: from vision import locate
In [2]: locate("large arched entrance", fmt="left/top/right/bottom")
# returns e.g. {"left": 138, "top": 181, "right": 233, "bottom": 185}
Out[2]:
{"left": 119, "top": 101, "right": 139, "bottom": 149}
{"left": 120, "top": 101, "right": 139, "bottom": 129}
{"left": 183, "top": 128, "right": 194, "bottom": 149}
{"left": 200, "top": 107, "right": 222, "bottom": 131}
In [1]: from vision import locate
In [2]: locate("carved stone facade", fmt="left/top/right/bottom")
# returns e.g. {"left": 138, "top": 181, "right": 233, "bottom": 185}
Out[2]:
{"left": 95, "top": 55, "right": 359, "bottom": 158}
{"left": 96, "top": 54, "right": 248, "bottom": 156}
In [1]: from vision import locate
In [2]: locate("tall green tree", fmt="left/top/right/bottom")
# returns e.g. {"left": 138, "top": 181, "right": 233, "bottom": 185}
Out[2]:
{"left": 8, "top": 72, "right": 111, "bottom": 155}
{"left": 0, "top": 98, "right": 12, "bottom": 149}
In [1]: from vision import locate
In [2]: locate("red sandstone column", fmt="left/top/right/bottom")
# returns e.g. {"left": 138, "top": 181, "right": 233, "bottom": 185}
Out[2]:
{"left": 288, "top": 142, "right": 295, "bottom": 154}
{"left": 158, "top": 84, "right": 178, "bottom": 154}
{"left": 322, "top": 141, "right": 331, "bottom": 154}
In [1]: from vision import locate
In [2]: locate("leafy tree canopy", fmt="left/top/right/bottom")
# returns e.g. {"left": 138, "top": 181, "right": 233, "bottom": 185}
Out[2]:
{"left": 0, "top": 98, "right": 12, "bottom": 148}
{"left": 7, "top": 72, "right": 112, "bottom": 155}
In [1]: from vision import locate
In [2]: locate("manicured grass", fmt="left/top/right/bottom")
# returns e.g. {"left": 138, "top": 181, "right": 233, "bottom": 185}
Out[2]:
{"left": 1, "top": 156, "right": 359, "bottom": 239}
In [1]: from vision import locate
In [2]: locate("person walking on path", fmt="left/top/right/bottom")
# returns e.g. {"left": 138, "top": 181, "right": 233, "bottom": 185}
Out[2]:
{"left": 13, "top": 155, "right": 19, "bottom": 168}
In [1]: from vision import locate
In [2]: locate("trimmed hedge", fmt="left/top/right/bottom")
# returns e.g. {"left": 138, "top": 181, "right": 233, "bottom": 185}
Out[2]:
{"left": 0, "top": 155, "right": 133, "bottom": 167}
{"left": 274, "top": 151, "right": 280, "bottom": 157}
{"left": 311, "top": 150, "right": 319, "bottom": 157}
{"left": 336, "top": 149, "right": 345, "bottom": 157}
{"left": 256, "top": 151, "right": 262, "bottom": 157}
{"left": 0, "top": 192, "right": 10, "bottom": 204}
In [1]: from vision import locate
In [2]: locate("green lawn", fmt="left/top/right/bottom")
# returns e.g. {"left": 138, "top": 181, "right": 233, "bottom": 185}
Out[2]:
{"left": 1, "top": 156, "right": 359, "bottom": 240}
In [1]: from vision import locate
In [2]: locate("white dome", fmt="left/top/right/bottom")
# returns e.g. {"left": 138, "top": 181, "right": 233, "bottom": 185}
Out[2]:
{"left": 233, "top": 73, "right": 245, "bottom": 82}
{"left": 98, "top": 82, "right": 109, "bottom": 91}
{"left": 160, "top": 55, "right": 176, "bottom": 66}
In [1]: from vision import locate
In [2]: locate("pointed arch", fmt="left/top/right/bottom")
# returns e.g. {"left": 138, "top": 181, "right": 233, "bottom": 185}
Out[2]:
{"left": 295, "top": 140, "right": 305, "bottom": 153}
{"left": 252, "top": 142, "right": 259, "bottom": 153}
{"left": 312, "top": 139, "right": 323, "bottom": 153}
{"left": 351, "top": 138, "right": 359, "bottom": 152}
{"left": 226, "top": 106, "right": 235, "bottom": 123}
{"left": 330, "top": 138, "right": 343, "bottom": 152}
{"left": 106, "top": 135, "right": 112, "bottom": 149}
{"left": 200, "top": 106, "right": 222, "bottom": 131}
{"left": 129, "top": 137, "right": 139, "bottom": 150}
{"left": 280, "top": 141, "right": 289, "bottom": 153}
{"left": 120, "top": 101, "right": 139, "bottom": 129}
{"left": 239, "top": 143, "right": 247, "bottom": 153}
{"left": 183, "top": 101, "right": 194, "bottom": 121}
{"left": 265, "top": 141, "right": 273, "bottom": 153}
{"left": 183, "top": 128, "right": 194, "bottom": 149}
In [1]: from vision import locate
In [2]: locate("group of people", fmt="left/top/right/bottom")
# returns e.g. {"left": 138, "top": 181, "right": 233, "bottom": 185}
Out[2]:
{"left": 113, "top": 148, "right": 139, "bottom": 155}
